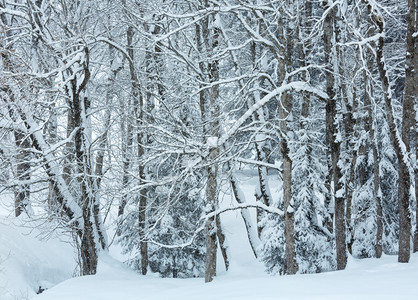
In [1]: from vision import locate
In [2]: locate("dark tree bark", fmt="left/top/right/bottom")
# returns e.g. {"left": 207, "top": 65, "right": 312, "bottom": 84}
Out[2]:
{"left": 199, "top": 5, "right": 223, "bottom": 282}
{"left": 195, "top": 10, "right": 216, "bottom": 283}
{"left": 278, "top": 4, "right": 298, "bottom": 274}
{"left": 338, "top": 19, "right": 358, "bottom": 259}
{"left": 205, "top": 148, "right": 218, "bottom": 282}
{"left": 343, "top": 78, "right": 357, "bottom": 256}
{"left": 13, "top": 128, "right": 31, "bottom": 217}
{"left": 363, "top": 53, "right": 383, "bottom": 258}
{"left": 403, "top": 0, "right": 416, "bottom": 256}
{"left": 322, "top": 0, "right": 347, "bottom": 270}
{"left": 69, "top": 50, "right": 102, "bottom": 275}
{"left": 216, "top": 215, "right": 229, "bottom": 271}
{"left": 121, "top": 16, "right": 149, "bottom": 274}
{"left": 373, "top": 9, "right": 413, "bottom": 263}
{"left": 404, "top": 0, "right": 417, "bottom": 254}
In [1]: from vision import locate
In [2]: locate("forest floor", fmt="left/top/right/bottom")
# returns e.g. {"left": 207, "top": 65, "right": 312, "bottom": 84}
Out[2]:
{"left": 1, "top": 212, "right": 418, "bottom": 300}
{"left": 1, "top": 173, "right": 418, "bottom": 300}
{"left": 32, "top": 252, "right": 418, "bottom": 300}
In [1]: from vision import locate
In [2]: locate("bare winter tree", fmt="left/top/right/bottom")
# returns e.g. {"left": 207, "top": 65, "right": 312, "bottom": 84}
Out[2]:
{"left": 369, "top": 0, "right": 415, "bottom": 263}
{"left": 1, "top": 0, "right": 415, "bottom": 282}
{"left": 0, "top": 0, "right": 112, "bottom": 275}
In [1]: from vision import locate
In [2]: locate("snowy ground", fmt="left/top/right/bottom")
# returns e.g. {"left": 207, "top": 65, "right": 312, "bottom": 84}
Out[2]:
{"left": 2, "top": 211, "right": 418, "bottom": 300}
{"left": 2, "top": 174, "right": 418, "bottom": 299}
{"left": 32, "top": 253, "right": 418, "bottom": 300}
{"left": 0, "top": 216, "right": 75, "bottom": 300}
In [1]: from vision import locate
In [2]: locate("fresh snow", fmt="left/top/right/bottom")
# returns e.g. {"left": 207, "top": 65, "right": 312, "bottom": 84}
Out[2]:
{"left": 2, "top": 174, "right": 418, "bottom": 300}
{"left": 0, "top": 217, "right": 75, "bottom": 300}
{"left": 32, "top": 253, "right": 418, "bottom": 300}
{"left": 207, "top": 136, "right": 219, "bottom": 148}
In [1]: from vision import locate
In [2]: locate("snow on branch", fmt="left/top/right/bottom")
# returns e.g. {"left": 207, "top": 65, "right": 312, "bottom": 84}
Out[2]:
{"left": 146, "top": 201, "right": 284, "bottom": 249}
{"left": 21, "top": 110, "right": 84, "bottom": 230}
{"left": 204, "top": 202, "right": 284, "bottom": 220}
{"left": 216, "top": 81, "right": 328, "bottom": 148}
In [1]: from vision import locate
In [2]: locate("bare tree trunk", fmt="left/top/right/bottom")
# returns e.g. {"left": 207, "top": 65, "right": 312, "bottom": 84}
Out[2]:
{"left": 255, "top": 143, "right": 273, "bottom": 236}
{"left": 116, "top": 20, "right": 137, "bottom": 232}
{"left": 401, "top": 0, "right": 415, "bottom": 259}
{"left": 344, "top": 60, "right": 358, "bottom": 256}
{"left": 47, "top": 102, "right": 58, "bottom": 212}
{"left": 216, "top": 215, "right": 229, "bottom": 271}
{"left": 415, "top": 104, "right": 418, "bottom": 253}
{"left": 122, "top": 18, "right": 149, "bottom": 274}
{"left": 202, "top": 7, "right": 224, "bottom": 282}
{"left": 138, "top": 183, "right": 148, "bottom": 275}
{"left": 195, "top": 14, "right": 216, "bottom": 283}
{"left": 93, "top": 101, "right": 111, "bottom": 251}
{"left": 80, "top": 204, "right": 98, "bottom": 275}
{"left": 373, "top": 10, "right": 413, "bottom": 263}
{"left": 374, "top": 147, "right": 383, "bottom": 258}
{"left": 279, "top": 91, "right": 297, "bottom": 274}
{"left": 363, "top": 56, "right": 383, "bottom": 258}
{"left": 67, "top": 49, "right": 101, "bottom": 275}
{"left": 323, "top": 0, "right": 347, "bottom": 270}
{"left": 343, "top": 87, "right": 357, "bottom": 256}
{"left": 281, "top": 135, "right": 297, "bottom": 275}
{"left": 136, "top": 71, "right": 148, "bottom": 277}
{"left": 13, "top": 130, "right": 31, "bottom": 217}
{"left": 205, "top": 145, "right": 218, "bottom": 282}
{"left": 346, "top": 153, "right": 356, "bottom": 256}
{"left": 340, "top": 34, "right": 358, "bottom": 258}
{"left": 71, "top": 62, "right": 100, "bottom": 276}
{"left": 404, "top": 0, "right": 417, "bottom": 254}
{"left": 278, "top": 6, "right": 297, "bottom": 274}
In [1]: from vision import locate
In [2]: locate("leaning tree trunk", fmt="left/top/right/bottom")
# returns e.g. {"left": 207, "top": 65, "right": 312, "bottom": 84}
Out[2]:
{"left": 230, "top": 171, "right": 260, "bottom": 258}
{"left": 373, "top": 8, "right": 413, "bottom": 263}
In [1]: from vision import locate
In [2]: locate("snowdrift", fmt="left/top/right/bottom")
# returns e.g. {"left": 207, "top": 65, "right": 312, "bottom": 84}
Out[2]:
{"left": 0, "top": 217, "right": 75, "bottom": 300}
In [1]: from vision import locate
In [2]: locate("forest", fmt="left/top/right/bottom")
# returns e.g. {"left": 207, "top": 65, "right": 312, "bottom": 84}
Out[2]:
{"left": 0, "top": 0, "right": 416, "bottom": 284}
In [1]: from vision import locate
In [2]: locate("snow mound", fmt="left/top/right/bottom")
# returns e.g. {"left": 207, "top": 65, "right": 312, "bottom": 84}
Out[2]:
{"left": 0, "top": 217, "right": 75, "bottom": 300}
